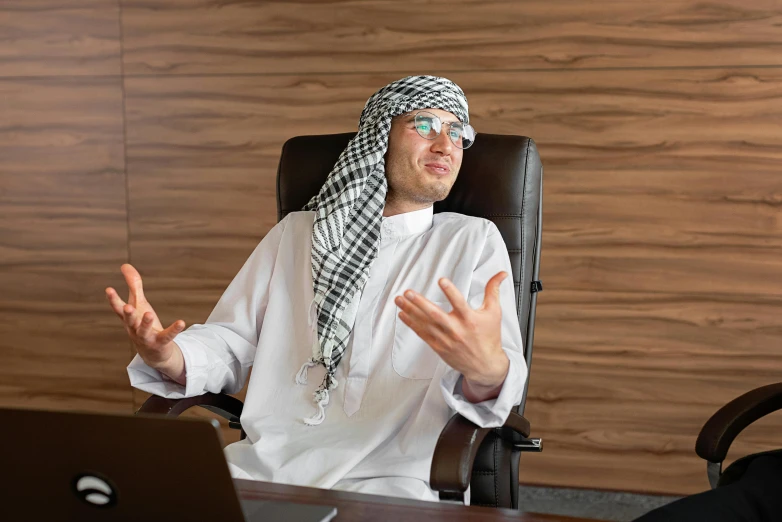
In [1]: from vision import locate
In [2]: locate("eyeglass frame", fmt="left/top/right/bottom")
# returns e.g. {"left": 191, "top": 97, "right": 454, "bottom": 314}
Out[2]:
{"left": 407, "top": 110, "right": 477, "bottom": 150}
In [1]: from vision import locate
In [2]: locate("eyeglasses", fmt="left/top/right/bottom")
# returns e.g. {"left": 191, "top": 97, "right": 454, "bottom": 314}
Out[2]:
{"left": 413, "top": 111, "right": 476, "bottom": 150}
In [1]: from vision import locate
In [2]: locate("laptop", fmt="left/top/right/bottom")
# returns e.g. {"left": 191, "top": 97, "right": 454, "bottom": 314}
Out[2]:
{"left": 0, "top": 407, "right": 337, "bottom": 522}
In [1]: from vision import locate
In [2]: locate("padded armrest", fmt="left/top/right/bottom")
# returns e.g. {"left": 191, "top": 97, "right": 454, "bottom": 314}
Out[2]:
{"left": 430, "top": 411, "right": 531, "bottom": 493}
{"left": 137, "top": 392, "right": 245, "bottom": 425}
{"left": 696, "top": 382, "right": 782, "bottom": 463}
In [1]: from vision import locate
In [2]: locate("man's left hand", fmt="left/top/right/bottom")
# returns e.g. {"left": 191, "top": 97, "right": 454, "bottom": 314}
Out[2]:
{"left": 394, "top": 271, "right": 510, "bottom": 402}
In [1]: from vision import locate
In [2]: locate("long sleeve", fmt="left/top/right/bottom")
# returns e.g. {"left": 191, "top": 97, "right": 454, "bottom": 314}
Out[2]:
{"left": 439, "top": 221, "right": 528, "bottom": 427}
{"left": 127, "top": 215, "right": 289, "bottom": 398}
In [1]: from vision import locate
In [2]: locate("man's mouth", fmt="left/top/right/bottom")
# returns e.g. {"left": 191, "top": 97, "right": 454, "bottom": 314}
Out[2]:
{"left": 424, "top": 163, "right": 450, "bottom": 175}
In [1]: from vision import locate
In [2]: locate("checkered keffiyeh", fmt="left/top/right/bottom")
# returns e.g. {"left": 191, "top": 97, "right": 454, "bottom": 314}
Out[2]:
{"left": 294, "top": 75, "right": 470, "bottom": 425}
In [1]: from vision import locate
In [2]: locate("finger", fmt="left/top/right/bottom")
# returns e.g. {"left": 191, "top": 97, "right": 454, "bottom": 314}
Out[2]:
{"left": 121, "top": 263, "right": 146, "bottom": 305}
{"left": 123, "top": 303, "right": 143, "bottom": 331}
{"left": 105, "top": 287, "right": 127, "bottom": 319}
{"left": 437, "top": 278, "right": 471, "bottom": 317}
{"left": 157, "top": 320, "right": 186, "bottom": 346}
{"left": 136, "top": 312, "right": 156, "bottom": 342}
{"left": 481, "top": 272, "right": 508, "bottom": 312}
{"left": 398, "top": 311, "right": 447, "bottom": 353}
{"left": 395, "top": 291, "right": 454, "bottom": 336}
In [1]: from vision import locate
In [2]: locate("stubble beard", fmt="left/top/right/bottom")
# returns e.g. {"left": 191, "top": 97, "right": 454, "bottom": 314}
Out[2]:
{"left": 388, "top": 176, "right": 452, "bottom": 208}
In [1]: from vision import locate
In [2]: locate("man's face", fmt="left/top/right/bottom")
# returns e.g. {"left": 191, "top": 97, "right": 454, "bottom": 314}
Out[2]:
{"left": 384, "top": 108, "right": 464, "bottom": 214}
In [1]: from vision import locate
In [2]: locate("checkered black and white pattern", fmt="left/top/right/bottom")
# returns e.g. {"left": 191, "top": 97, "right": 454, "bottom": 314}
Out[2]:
{"left": 297, "top": 75, "right": 470, "bottom": 424}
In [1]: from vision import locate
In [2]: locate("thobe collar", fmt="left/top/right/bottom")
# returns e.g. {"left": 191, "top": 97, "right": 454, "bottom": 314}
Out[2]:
{"left": 380, "top": 205, "right": 434, "bottom": 241}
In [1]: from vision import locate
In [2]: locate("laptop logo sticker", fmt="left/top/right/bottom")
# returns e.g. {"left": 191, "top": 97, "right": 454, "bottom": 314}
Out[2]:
{"left": 72, "top": 473, "right": 118, "bottom": 508}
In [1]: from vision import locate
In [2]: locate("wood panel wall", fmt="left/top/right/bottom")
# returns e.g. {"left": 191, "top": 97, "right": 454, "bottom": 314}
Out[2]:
{"left": 2, "top": 0, "right": 782, "bottom": 496}
{"left": 0, "top": 1, "right": 131, "bottom": 412}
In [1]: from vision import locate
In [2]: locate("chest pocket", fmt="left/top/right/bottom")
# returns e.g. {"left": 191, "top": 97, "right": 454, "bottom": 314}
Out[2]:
{"left": 392, "top": 299, "right": 451, "bottom": 380}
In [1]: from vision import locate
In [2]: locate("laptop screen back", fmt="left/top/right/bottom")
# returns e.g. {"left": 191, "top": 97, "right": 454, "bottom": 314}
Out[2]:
{"left": 1, "top": 407, "right": 246, "bottom": 522}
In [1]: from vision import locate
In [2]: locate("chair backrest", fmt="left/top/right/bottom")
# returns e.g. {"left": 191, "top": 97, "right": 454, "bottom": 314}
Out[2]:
{"left": 277, "top": 133, "right": 543, "bottom": 408}
{"left": 277, "top": 132, "right": 544, "bottom": 509}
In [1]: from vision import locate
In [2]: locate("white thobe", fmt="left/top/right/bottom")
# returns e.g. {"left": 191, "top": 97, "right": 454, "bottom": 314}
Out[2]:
{"left": 128, "top": 205, "right": 527, "bottom": 502}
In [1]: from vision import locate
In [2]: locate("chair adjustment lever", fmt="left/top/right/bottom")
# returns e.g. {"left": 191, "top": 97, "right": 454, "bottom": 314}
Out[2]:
{"left": 515, "top": 437, "right": 543, "bottom": 452}
{"left": 531, "top": 281, "right": 543, "bottom": 293}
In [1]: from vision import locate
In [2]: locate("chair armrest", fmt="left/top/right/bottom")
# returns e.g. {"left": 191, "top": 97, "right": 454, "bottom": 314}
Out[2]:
{"left": 696, "top": 382, "right": 782, "bottom": 463}
{"left": 430, "top": 411, "right": 531, "bottom": 494}
{"left": 137, "top": 392, "right": 245, "bottom": 435}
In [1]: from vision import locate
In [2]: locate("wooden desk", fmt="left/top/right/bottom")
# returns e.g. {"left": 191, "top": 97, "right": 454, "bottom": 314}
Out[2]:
{"left": 235, "top": 479, "right": 603, "bottom": 522}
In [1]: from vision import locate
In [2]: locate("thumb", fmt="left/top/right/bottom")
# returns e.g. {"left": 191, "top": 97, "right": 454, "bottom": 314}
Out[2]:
{"left": 482, "top": 272, "right": 508, "bottom": 311}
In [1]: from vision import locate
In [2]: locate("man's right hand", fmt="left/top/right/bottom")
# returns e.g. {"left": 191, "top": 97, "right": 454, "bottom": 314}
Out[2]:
{"left": 106, "top": 264, "right": 187, "bottom": 385}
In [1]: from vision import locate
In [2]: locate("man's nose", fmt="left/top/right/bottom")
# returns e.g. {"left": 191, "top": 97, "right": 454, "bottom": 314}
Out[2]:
{"left": 430, "top": 130, "right": 453, "bottom": 155}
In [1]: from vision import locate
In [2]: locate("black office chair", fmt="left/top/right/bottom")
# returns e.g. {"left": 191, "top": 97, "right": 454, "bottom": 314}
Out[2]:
{"left": 138, "top": 132, "right": 545, "bottom": 509}
{"left": 632, "top": 384, "right": 782, "bottom": 521}
{"left": 696, "top": 382, "right": 782, "bottom": 489}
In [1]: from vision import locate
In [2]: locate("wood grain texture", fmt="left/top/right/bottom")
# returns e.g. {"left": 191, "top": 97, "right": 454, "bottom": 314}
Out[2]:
{"left": 0, "top": 0, "right": 121, "bottom": 77}
{"left": 120, "top": 0, "right": 782, "bottom": 76}
{"left": 123, "top": 74, "right": 372, "bottom": 334}
{"left": 0, "top": 77, "right": 131, "bottom": 412}
{"left": 124, "top": 67, "right": 782, "bottom": 495}
{"left": 236, "top": 479, "right": 605, "bottom": 521}
{"left": 471, "top": 69, "right": 782, "bottom": 494}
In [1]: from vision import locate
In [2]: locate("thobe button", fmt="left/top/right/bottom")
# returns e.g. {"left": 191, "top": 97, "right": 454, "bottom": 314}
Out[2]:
{"left": 382, "top": 222, "right": 393, "bottom": 236}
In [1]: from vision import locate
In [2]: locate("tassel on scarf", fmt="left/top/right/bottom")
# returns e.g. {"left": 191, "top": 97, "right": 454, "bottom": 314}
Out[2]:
{"left": 295, "top": 358, "right": 318, "bottom": 385}
{"left": 301, "top": 374, "right": 338, "bottom": 426}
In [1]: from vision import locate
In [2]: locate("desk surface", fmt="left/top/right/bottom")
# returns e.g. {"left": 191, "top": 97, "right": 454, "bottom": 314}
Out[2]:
{"left": 235, "top": 479, "right": 604, "bottom": 522}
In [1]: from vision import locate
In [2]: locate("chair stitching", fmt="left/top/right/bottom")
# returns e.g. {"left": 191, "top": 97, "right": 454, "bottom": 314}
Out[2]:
{"left": 494, "top": 436, "right": 500, "bottom": 507}
{"left": 518, "top": 140, "right": 531, "bottom": 322}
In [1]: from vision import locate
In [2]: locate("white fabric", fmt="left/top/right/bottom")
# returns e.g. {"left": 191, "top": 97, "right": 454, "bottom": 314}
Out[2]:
{"left": 128, "top": 206, "right": 527, "bottom": 502}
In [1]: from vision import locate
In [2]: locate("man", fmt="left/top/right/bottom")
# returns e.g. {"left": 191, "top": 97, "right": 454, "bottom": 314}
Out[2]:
{"left": 105, "top": 76, "right": 527, "bottom": 502}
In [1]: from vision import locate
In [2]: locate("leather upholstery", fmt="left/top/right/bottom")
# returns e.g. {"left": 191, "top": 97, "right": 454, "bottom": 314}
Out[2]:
{"left": 696, "top": 382, "right": 782, "bottom": 488}
{"left": 470, "top": 433, "right": 514, "bottom": 507}
{"left": 277, "top": 132, "right": 544, "bottom": 508}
